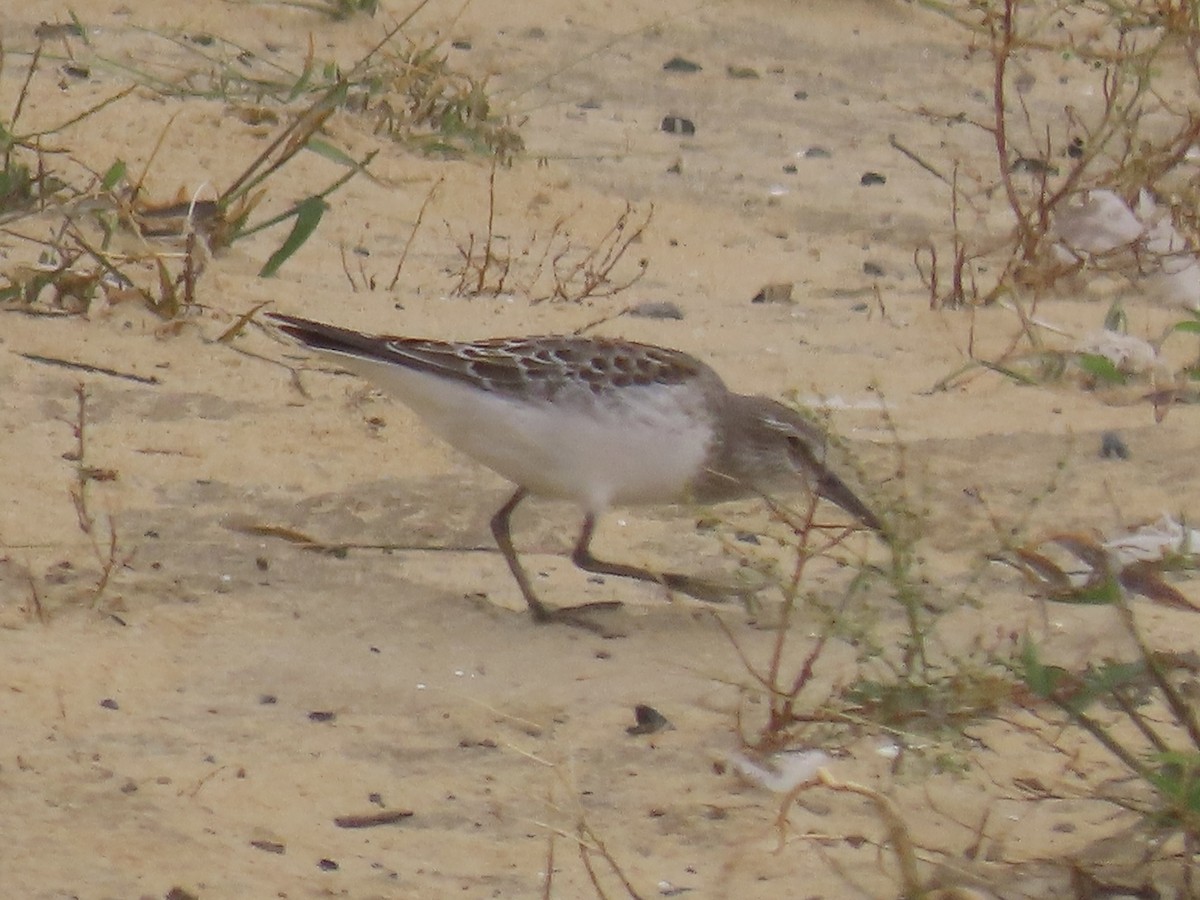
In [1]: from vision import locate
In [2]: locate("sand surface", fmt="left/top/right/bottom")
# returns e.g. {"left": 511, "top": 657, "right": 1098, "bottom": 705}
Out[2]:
{"left": 2, "top": 1, "right": 1199, "bottom": 897}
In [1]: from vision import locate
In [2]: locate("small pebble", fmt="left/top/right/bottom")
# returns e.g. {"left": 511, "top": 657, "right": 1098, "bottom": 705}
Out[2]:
{"left": 100, "top": 698, "right": 119, "bottom": 710}
{"left": 751, "top": 282, "right": 794, "bottom": 304}
{"left": 726, "top": 65, "right": 759, "bottom": 79}
{"left": 1100, "top": 431, "right": 1130, "bottom": 460}
{"left": 628, "top": 301, "right": 685, "bottom": 320}
{"left": 308, "top": 710, "right": 337, "bottom": 723}
{"left": 1011, "top": 156, "right": 1058, "bottom": 175}
{"left": 627, "top": 704, "right": 673, "bottom": 735}
{"left": 317, "top": 858, "right": 339, "bottom": 871}
{"left": 661, "top": 116, "right": 696, "bottom": 136}
{"left": 663, "top": 56, "right": 702, "bottom": 73}
{"left": 863, "top": 261, "right": 885, "bottom": 277}
{"left": 860, "top": 171, "right": 887, "bottom": 186}
{"left": 804, "top": 146, "right": 831, "bottom": 159}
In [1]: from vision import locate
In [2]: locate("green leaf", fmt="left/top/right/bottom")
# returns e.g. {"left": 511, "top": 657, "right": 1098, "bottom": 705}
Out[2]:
{"left": 100, "top": 159, "right": 126, "bottom": 191}
{"left": 305, "top": 137, "right": 359, "bottom": 168}
{"left": 1172, "top": 319, "right": 1200, "bottom": 335}
{"left": 977, "top": 359, "right": 1042, "bottom": 385}
{"left": 1075, "top": 353, "right": 1127, "bottom": 385}
{"left": 258, "top": 196, "right": 327, "bottom": 278}
{"left": 1019, "top": 638, "right": 1060, "bottom": 698}
{"left": 1052, "top": 574, "right": 1122, "bottom": 605}
{"left": 1104, "top": 300, "right": 1127, "bottom": 333}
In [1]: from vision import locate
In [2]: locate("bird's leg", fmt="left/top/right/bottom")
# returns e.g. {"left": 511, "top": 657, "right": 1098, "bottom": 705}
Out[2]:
{"left": 571, "top": 515, "right": 743, "bottom": 604}
{"left": 489, "top": 488, "right": 622, "bottom": 633}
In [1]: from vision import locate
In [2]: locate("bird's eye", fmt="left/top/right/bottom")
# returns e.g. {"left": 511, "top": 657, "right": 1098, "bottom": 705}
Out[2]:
{"left": 786, "top": 433, "right": 828, "bottom": 470}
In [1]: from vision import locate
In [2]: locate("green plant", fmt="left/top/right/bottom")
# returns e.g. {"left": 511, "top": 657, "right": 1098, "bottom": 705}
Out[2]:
{"left": 916, "top": 0, "right": 1200, "bottom": 309}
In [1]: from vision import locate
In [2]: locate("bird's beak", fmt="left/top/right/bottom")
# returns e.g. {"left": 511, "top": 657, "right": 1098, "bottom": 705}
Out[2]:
{"left": 813, "top": 467, "right": 883, "bottom": 533}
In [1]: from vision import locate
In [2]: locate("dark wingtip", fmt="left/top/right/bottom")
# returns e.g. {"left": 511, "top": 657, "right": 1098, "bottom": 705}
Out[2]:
{"left": 264, "top": 312, "right": 387, "bottom": 358}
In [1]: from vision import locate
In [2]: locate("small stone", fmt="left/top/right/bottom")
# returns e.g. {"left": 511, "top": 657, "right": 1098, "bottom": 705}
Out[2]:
{"left": 863, "top": 261, "right": 885, "bottom": 277}
{"left": 860, "top": 171, "right": 887, "bottom": 186}
{"left": 793, "top": 89, "right": 809, "bottom": 100}
{"left": 726, "top": 65, "right": 759, "bottom": 79}
{"left": 751, "top": 282, "right": 794, "bottom": 304}
{"left": 804, "top": 146, "right": 831, "bottom": 159}
{"left": 308, "top": 710, "right": 336, "bottom": 723}
{"left": 663, "top": 56, "right": 702, "bottom": 73}
{"left": 1100, "top": 431, "right": 1129, "bottom": 460}
{"left": 661, "top": 116, "right": 696, "bottom": 136}
{"left": 628, "top": 301, "right": 684, "bottom": 320}
{"left": 626, "top": 704, "right": 672, "bottom": 735}
{"left": 317, "top": 858, "right": 339, "bottom": 871}
{"left": 1011, "top": 156, "right": 1058, "bottom": 176}
{"left": 451, "top": 39, "right": 472, "bottom": 50}
{"left": 100, "top": 698, "right": 119, "bottom": 710}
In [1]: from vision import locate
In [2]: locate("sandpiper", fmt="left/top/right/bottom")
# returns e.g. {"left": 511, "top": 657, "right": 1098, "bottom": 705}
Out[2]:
{"left": 267, "top": 312, "right": 881, "bottom": 630}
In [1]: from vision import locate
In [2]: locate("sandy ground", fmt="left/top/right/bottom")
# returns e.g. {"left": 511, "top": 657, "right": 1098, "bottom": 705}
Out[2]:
{"left": 2, "top": 1, "right": 1199, "bottom": 897}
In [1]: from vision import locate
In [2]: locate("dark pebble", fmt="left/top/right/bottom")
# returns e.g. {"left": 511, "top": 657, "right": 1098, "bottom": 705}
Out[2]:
{"left": 62, "top": 64, "right": 89, "bottom": 79}
{"left": 863, "top": 261, "right": 885, "bottom": 276}
{"left": 626, "top": 704, "right": 673, "bottom": 735}
{"left": 100, "top": 698, "right": 119, "bottom": 710}
{"left": 1100, "top": 431, "right": 1130, "bottom": 460}
{"left": 661, "top": 116, "right": 696, "bottom": 136}
{"left": 804, "top": 146, "right": 831, "bottom": 159}
{"left": 860, "top": 171, "right": 887, "bottom": 186}
{"left": 451, "top": 39, "right": 472, "bottom": 50}
{"left": 734, "top": 531, "right": 760, "bottom": 545}
{"left": 308, "top": 710, "right": 337, "bottom": 723}
{"left": 1067, "top": 136, "right": 1084, "bottom": 158}
{"left": 250, "top": 840, "right": 286, "bottom": 855}
{"left": 782, "top": 164, "right": 798, "bottom": 174}
{"left": 794, "top": 90, "right": 809, "bottom": 100}
{"left": 317, "top": 858, "right": 339, "bottom": 871}
{"left": 1011, "top": 156, "right": 1059, "bottom": 176}
{"left": 259, "top": 694, "right": 277, "bottom": 705}
{"left": 663, "top": 56, "right": 702, "bottom": 73}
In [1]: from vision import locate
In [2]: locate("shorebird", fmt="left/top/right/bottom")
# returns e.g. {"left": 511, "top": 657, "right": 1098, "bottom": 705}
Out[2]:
{"left": 268, "top": 312, "right": 881, "bottom": 630}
